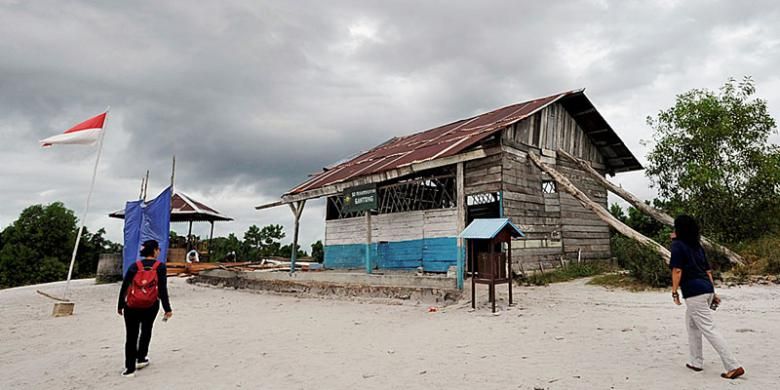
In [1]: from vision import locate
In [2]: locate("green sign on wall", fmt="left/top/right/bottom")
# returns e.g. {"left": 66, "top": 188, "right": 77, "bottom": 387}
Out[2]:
{"left": 343, "top": 184, "right": 378, "bottom": 213}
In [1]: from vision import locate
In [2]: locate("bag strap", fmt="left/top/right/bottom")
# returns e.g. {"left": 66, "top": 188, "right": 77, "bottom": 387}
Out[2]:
{"left": 151, "top": 261, "right": 161, "bottom": 272}
{"left": 135, "top": 260, "right": 144, "bottom": 271}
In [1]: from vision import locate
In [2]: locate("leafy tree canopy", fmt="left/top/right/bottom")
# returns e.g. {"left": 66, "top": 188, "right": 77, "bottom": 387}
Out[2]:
{"left": 646, "top": 76, "right": 780, "bottom": 243}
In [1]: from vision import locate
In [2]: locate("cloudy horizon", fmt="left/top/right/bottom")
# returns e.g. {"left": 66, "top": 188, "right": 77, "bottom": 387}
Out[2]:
{"left": 2, "top": 0, "right": 780, "bottom": 250}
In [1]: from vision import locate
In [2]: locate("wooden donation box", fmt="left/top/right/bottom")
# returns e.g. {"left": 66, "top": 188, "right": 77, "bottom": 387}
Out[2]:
{"left": 459, "top": 218, "right": 524, "bottom": 313}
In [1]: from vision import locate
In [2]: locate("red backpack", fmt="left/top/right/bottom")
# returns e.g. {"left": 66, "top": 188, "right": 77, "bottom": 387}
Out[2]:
{"left": 126, "top": 260, "right": 160, "bottom": 309}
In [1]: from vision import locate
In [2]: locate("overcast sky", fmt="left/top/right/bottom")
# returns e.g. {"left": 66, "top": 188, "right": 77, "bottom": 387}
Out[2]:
{"left": 2, "top": 0, "right": 780, "bottom": 250}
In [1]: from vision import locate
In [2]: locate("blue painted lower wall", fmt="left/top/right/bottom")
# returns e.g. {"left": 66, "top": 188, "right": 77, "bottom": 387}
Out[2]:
{"left": 324, "top": 237, "right": 458, "bottom": 272}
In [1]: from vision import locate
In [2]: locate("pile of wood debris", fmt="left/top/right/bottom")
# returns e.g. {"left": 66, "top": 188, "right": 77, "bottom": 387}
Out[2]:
{"left": 166, "top": 259, "right": 322, "bottom": 276}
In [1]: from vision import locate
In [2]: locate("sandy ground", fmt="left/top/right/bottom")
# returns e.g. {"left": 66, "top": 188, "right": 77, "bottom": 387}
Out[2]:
{"left": 1, "top": 277, "right": 778, "bottom": 390}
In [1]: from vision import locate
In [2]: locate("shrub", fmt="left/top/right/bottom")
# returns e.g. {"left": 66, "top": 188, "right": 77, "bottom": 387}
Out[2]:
{"left": 734, "top": 235, "right": 780, "bottom": 275}
{"left": 611, "top": 235, "right": 671, "bottom": 287}
{"left": 518, "top": 261, "right": 611, "bottom": 286}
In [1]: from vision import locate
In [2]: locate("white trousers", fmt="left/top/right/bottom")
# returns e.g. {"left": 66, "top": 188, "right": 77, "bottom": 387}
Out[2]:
{"left": 685, "top": 293, "right": 740, "bottom": 371}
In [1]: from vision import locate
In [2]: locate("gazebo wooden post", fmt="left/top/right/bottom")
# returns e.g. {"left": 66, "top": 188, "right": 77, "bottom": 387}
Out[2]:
{"left": 187, "top": 220, "right": 193, "bottom": 251}
{"left": 208, "top": 221, "right": 214, "bottom": 261}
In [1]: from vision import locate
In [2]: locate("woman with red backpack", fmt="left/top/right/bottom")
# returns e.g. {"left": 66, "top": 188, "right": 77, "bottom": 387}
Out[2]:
{"left": 117, "top": 239, "right": 173, "bottom": 378}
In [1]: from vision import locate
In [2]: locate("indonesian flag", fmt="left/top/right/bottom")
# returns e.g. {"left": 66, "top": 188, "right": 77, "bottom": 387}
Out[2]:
{"left": 40, "top": 112, "right": 107, "bottom": 147}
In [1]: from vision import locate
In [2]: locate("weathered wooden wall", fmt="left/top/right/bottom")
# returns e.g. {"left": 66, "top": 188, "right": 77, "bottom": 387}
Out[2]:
{"left": 500, "top": 102, "right": 611, "bottom": 271}
{"left": 504, "top": 103, "right": 606, "bottom": 166}
{"left": 556, "top": 159, "right": 611, "bottom": 260}
{"left": 463, "top": 152, "right": 502, "bottom": 195}
{"left": 501, "top": 151, "right": 565, "bottom": 270}
{"left": 324, "top": 208, "right": 458, "bottom": 271}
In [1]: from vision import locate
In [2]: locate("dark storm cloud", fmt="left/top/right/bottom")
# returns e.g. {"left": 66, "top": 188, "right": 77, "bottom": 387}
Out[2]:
{"left": 2, "top": 0, "right": 780, "bottom": 245}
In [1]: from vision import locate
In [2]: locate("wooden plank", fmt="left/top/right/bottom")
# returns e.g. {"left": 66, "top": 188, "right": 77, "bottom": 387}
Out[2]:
{"left": 502, "top": 191, "right": 545, "bottom": 205}
{"left": 511, "top": 247, "right": 564, "bottom": 256}
{"left": 464, "top": 182, "right": 502, "bottom": 195}
{"left": 464, "top": 172, "right": 502, "bottom": 187}
{"left": 564, "top": 244, "right": 611, "bottom": 253}
{"left": 561, "top": 224, "right": 610, "bottom": 233}
{"left": 466, "top": 164, "right": 502, "bottom": 176}
{"left": 254, "top": 200, "right": 285, "bottom": 210}
{"left": 562, "top": 237, "right": 611, "bottom": 246}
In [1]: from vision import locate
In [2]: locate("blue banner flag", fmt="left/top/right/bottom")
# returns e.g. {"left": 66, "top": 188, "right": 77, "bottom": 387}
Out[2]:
{"left": 122, "top": 200, "right": 143, "bottom": 276}
{"left": 122, "top": 186, "right": 172, "bottom": 276}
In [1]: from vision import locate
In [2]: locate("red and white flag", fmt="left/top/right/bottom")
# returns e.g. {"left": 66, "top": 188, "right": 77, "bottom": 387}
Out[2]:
{"left": 40, "top": 112, "right": 107, "bottom": 147}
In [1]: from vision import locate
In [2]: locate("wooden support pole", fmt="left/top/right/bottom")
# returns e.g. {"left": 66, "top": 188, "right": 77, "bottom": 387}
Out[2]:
{"left": 143, "top": 169, "right": 150, "bottom": 201}
{"left": 470, "top": 241, "right": 475, "bottom": 309}
{"left": 456, "top": 162, "right": 466, "bottom": 290}
{"left": 490, "top": 239, "right": 495, "bottom": 313}
{"left": 557, "top": 149, "right": 744, "bottom": 265}
{"left": 289, "top": 200, "right": 306, "bottom": 274}
{"left": 365, "top": 210, "right": 372, "bottom": 274}
{"left": 507, "top": 238, "right": 513, "bottom": 306}
{"left": 527, "top": 152, "right": 671, "bottom": 263}
{"left": 139, "top": 173, "right": 146, "bottom": 200}
{"left": 255, "top": 200, "right": 286, "bottom": 210}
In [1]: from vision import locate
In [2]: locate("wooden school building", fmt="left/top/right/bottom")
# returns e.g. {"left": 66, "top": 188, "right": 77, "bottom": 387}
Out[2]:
{"left": 257, "top": 89, "right": 641, "bottom": 275}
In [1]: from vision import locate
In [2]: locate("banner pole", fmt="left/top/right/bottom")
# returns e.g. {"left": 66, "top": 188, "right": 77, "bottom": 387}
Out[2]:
{"left": 64, "top": 106, "right": 110, "bottom": 299}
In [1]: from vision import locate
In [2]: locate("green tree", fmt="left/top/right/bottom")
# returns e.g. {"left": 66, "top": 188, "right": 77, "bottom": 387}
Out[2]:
{"left": 243, "top": 224, "right": 285, "bottom": 259}
{"left": 0, "top": 203, "right": 77, "bottom": 287}
{"left": 625, "top": 205, "right": 665, "bottom": 238}
{"left": 279, "top": 244, "right": 307, "bottom": 259}
{"left": 311, "top": 240, "right": 324, "bottom": 262}
{"left": 609, "top": 203, "right": 627, "bottom": 223}
{"left": 77, "top": 227, "right": 122, "bottom": 278}
{"left": 646, "top": 76, "right": 780, "bottom": 243}
{"left": 0, "top": 202, "right": 120, "bottom": 288}
{"left": 209, "top": 233, "right": 245, "bottom": 261}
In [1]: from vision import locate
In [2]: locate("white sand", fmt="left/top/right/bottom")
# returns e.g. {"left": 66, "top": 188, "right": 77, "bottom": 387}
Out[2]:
{"left": 1, "top": 277, "right": 778, "bottom": 390}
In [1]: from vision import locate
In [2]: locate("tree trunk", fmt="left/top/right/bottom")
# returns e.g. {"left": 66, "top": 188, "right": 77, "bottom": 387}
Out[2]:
{"left": 557, "top": 149, "right": 744, "bottom": 265}
{"left": 527, "top": 152, "right": 671, "bottom": 263}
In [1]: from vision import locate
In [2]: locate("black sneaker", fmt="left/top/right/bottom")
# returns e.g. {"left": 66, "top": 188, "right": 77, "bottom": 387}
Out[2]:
{"left": 121, "top": 369, "right": 136, "bottom": 378}
{"left": 136, "top": 357, "right": 150, "bottom": 369}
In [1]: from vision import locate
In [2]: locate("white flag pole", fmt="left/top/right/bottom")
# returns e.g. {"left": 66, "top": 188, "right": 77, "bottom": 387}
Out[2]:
{"left": 64, "top": 106, "right": 110, "bottom": 299}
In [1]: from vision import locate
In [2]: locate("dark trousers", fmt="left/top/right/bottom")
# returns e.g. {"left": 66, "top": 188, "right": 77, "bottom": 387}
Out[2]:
{"left": 123, "top": 301, "right": 159, "bottom": 371}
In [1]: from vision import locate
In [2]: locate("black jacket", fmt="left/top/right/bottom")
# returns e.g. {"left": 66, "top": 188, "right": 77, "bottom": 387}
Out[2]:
{"left": 118, "top": 259, "right": 172, "bottom": 312}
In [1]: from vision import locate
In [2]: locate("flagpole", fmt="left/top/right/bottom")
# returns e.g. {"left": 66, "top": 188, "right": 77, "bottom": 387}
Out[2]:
{"left": 64, "top": 106, "right": 110, "bottom": 299}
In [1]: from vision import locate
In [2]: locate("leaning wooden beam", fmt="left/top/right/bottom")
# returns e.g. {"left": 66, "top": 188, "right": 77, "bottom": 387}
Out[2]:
{"left": 526, "top": 152, "right": 671, "bottom": 263}
{"left": 557, "top": 149, "right": 744, "bottom": 266}
{"left": 255, "top": 200, "right": 287, "bottom": 210}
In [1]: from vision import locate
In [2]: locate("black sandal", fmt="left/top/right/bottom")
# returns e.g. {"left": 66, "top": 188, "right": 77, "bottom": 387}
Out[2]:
{"left": 685, "top": 364, "right": 703, "bottom": 372}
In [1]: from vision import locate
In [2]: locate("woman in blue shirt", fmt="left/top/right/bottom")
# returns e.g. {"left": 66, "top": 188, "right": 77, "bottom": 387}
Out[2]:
{"left": 670, "top": 215, "right": 744, "bottom": 379}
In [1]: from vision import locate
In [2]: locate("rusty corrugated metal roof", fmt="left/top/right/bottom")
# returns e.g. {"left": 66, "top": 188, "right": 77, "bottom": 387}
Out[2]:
{"left": 287, "top": 90, "right": 577, "bottom": 195}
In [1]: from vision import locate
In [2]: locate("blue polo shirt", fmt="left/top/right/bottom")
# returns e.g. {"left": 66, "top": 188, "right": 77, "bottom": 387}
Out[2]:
{"left": 669, "top": 240, "right": 714, "bottom": 299}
